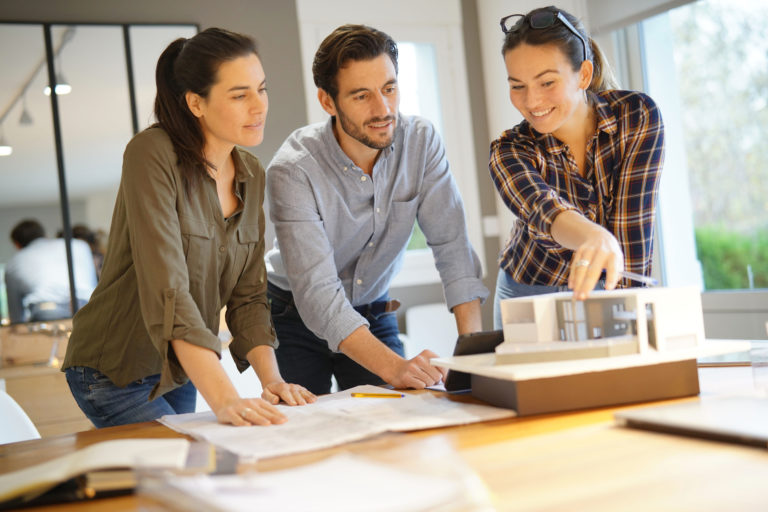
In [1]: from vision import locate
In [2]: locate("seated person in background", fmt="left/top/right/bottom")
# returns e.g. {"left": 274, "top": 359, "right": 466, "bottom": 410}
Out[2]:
{"left": 266, "top": 24, "right": 488, "bottom": 395}
{"left": 489, "top": 6, "right": 665, "bottom": 328}
{"left": 62, "top": 28, "right": 314, "bottom": 429}
{"left": 5, "top": 219, "right": 97, "bottom": 323}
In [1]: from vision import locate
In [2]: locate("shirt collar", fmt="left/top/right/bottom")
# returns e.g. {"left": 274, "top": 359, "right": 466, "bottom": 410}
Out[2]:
{"left": 232, "top": 147, "right": 254, "bottom": 182}
{"left": 591, "top": 91, "right": 618, "bottom": 136}
{"left": 321, "top": 115, "right": 397, "bottom": 171}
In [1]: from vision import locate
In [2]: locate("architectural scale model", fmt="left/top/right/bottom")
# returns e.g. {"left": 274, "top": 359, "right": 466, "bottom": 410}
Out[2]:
{"left": 495, "top": 287, "right": 706, "bottom": 364}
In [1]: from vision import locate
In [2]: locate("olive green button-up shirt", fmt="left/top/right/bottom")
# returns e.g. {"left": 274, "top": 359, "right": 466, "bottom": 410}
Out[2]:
{"left": 62, "top": 127, "right": 276, "bottom": 399}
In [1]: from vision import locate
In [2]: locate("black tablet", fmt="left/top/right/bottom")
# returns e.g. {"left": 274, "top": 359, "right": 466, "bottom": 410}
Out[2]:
{"left": 443, "top": 330, "right": 504, "bottom": 392}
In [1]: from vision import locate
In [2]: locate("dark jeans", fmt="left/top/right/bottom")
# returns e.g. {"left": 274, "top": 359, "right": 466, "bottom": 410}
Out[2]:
{"left": 65, "top": 366, "right": 197, "bottom": 428}
{"left": 268, "top": 282, "right": 404, "bottom": 395}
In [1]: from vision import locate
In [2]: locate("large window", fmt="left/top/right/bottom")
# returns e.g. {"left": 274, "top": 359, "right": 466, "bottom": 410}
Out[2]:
{"left": 398, "top": 42, "right": 441, "bottom": 252}
{"left": 637, "top": 0, "right": 768, "bottom": 291}
{"left": 602, "top": 0, "right": 768, "bottom": 339}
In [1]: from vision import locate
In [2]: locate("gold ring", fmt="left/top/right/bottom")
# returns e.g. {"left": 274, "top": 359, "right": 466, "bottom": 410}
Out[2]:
{"left": 574, "top": 259, "right": 590, "bottom": 268}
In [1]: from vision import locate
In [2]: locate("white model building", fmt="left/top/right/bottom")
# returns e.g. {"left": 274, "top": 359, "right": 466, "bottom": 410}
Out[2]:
{"left": 495, "top": 287, "right": 706, "bottom": 364}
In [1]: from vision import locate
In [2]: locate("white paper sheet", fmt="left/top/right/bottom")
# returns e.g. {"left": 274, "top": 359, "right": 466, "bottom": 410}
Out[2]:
{"left": 159, "top": 385, "right": 514, "bottom": 460}
{"left": 149, "top": 454, "right": 464, "bottom": 512}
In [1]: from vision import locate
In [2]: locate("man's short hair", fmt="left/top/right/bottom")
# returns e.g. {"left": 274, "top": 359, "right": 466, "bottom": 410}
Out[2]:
{"left": 312, "top": 24, "right": 398, "bottom": 100}
{"left": 10, "top": 219, "right": 45, "bottom": 248}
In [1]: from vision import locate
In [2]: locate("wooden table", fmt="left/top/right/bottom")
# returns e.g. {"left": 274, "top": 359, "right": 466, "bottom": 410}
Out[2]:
{"left": 2, "top": 367, "right": 767, "bottom": 511}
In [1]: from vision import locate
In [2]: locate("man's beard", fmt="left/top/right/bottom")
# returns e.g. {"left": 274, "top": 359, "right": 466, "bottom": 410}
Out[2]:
{"left": 336, "top": 106, "right": 396, "bottom": 150}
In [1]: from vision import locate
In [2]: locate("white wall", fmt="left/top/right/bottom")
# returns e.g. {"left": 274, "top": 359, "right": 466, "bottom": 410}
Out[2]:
{"left": 82, "top": 188, "right": 118, "bottom": 234}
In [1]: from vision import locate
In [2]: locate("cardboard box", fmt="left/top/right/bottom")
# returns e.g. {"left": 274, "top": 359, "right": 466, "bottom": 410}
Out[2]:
{"left": 470, "top": 358, "right": 700, "bottom": 416}
{"left": 0, "top": 322, "right": 71, "bottom": 367}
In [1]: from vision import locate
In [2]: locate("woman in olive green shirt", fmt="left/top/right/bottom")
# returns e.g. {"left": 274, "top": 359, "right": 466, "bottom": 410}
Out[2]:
{"left": 63, "top": 28, "right": 315, "bottom": 428}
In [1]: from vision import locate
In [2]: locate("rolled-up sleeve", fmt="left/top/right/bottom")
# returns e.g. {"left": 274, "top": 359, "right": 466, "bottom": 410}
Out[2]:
{"left": 489, "top": 138, "right": 576, "bottom": 248}
{"left": 415, "top": 125, "right": 488, "bottom": 310}
{"left": 268, "top": 163, "right": 367, "bottom": 351}
{"left": 121, "top": 133, "right": 220, "bottom": 398}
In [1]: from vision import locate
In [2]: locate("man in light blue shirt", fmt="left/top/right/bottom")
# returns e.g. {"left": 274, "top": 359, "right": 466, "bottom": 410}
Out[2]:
{"left": 266, "top": 24, "right": 488, "bottom": 394}
{"left": 5, "top": 219, "right": 97, "bottom": 323}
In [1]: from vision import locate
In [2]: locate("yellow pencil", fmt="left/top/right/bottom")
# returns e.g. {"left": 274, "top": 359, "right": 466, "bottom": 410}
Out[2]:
{"left": 350, "top": 392, "right": 405, "bottom": 398}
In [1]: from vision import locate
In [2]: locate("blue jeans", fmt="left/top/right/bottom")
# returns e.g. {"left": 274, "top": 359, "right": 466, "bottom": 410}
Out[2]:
{"left": 268, "top": 282, "right": 404, "bottom": 395}
{"left": 65, "top": 366, "right": 197, "bottom": 428}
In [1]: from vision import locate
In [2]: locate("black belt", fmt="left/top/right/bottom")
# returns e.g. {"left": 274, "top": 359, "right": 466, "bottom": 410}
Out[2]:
{"left": 354, "top": 299, "right": 401, "bottom": 317}
{"left": 268, "top": 282, "right": 400, "bottom": 316}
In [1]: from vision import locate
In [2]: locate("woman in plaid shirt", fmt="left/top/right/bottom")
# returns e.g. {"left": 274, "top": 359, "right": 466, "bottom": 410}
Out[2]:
{"left": 490, "top": 6, "right": 665, "bottom": 328}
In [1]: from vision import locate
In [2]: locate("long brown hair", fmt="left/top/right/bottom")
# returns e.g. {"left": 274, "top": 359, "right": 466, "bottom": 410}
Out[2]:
{"left": 153, "top": 28, "right": 259, "bottom": 192}
{"left": 501, "top": 6, "right": 618, "bottom": 93}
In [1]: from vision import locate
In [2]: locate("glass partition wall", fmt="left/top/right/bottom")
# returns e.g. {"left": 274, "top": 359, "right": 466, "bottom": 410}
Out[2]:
{"left": 0, "top": 22, "right": 197, "bottom": 325}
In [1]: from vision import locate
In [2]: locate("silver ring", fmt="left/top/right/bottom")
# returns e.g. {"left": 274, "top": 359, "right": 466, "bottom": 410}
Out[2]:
{"left": 574, "top": 259, "right": 590, "bottom": 268}
{"left": 241, "top": 407, "right": 252, "bottom": 417}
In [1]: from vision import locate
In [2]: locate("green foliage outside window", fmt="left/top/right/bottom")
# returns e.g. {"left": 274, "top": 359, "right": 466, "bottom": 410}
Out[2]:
{"left": 695, "top": 227, "right": 768, "bottom": 290}
{"left": 407, "top": 223, "right": 428, "bottom": 251}
{"left": 669, "top": 0, "right": 768, "bottom": 289}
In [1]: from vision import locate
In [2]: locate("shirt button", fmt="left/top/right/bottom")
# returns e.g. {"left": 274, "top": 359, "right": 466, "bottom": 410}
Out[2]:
{"left": 356, "top": 279, "right": 362, "bottom": 285}
{"left": 368, "top": 242, "right": 374, "bottom": 247}
{"left": 343, "top": 166, "right": 348, "bottom": 171}
{"left": 360, "top": 175, "right": 367, "bottom": 182}
{"left": 219, "top": 246, "right": 226, "bottom": 252}
{"left": 376, "top": 208, "right": 381, "bottom": 213}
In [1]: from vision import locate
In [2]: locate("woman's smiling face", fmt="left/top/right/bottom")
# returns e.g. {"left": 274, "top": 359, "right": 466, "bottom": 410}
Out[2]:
{"left": 504, "top": 42, "right": 591, "bottom": 139}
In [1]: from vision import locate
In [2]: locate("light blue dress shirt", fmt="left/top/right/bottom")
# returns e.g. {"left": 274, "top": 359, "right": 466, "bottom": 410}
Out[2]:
{"left": 266, "top": 114, "right": 488, "bottom": 351}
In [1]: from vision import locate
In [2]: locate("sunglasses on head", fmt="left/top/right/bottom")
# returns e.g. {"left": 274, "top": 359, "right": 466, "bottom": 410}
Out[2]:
{"left": 500, "top": 10, "right": 588, "bottom": 63}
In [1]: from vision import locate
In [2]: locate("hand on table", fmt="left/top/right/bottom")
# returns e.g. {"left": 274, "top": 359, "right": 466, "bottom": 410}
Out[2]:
{"left": 387, "top": 349, "right": 447, "bottom": 389}
{"left": 215, "top": 397, "right": 287, "bottom": 427}
{"left": 262, "top": 381, "right": 317, "bottom": 406}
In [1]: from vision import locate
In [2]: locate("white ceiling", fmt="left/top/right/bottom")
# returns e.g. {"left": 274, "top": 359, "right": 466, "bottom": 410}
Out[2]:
{"left": 0, "top": 23, "right": 196, "bottom": 207}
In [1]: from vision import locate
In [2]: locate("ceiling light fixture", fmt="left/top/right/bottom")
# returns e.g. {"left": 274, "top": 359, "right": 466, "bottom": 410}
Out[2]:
{"left": 43, "top": 70, "right": 72, "bottom": 96}
{"left": 0, "top": 129, "right": 12, "bottom": 157}
{"left": 19, "top": 95, "right": 33, "bottom": 125}
{"left": 0, "top": 27, "right": 75, "bottom": 156}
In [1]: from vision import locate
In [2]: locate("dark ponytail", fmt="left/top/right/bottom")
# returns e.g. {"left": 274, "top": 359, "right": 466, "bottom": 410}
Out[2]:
{"left": 152, "top": 28, "right": 259, "bottom": 193}
{"left": 154, "top": 38, "right": 205, "bottom": 192}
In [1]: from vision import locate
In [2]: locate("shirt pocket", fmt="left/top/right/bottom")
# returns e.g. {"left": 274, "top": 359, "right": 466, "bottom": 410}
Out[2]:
{"left": 237, "top": 224, "right": 260, "bottom": 245}
{"left": 386, "top": 196, "right": 420, "bottom": 248}
{"left": 178, "top": 216, "right": 214, "bottom": 275}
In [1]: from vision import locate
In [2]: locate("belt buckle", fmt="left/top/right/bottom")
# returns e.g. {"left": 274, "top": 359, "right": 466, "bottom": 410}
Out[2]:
{"left": 384, "top": 299, "right": 401, "bottom": 313}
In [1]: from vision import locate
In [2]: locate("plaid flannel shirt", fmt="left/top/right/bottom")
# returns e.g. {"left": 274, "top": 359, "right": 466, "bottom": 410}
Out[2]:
{"left": 489, "top": 90, "right": 665, "bottom": 287}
